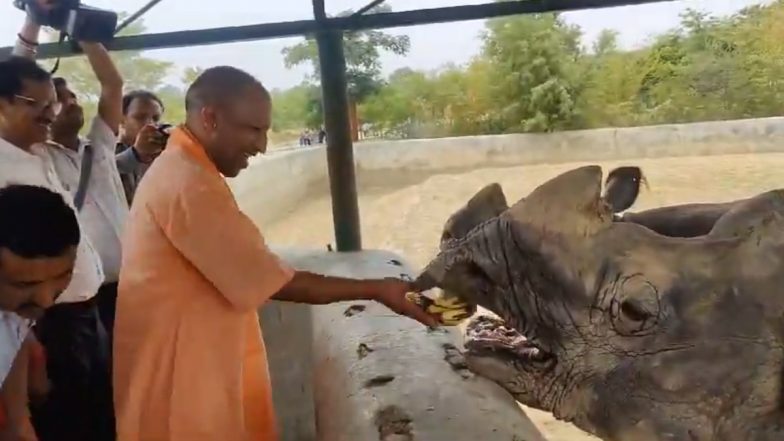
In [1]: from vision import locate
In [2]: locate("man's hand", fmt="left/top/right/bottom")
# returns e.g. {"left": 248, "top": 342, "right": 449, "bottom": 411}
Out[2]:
{"left": 133, "top": 124, "right": 167, "bottom": 163}
{"left": 370, "top": 279, "right": 440, "bottom": 328}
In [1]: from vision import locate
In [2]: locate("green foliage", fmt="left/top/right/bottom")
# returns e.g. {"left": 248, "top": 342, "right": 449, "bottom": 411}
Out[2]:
{"left": 280, "top": 3, "right": 411, "bottom": 129}
{"left": 356, "top": 1, "right": 784, "bottom": 139}
{"left": 270, "top": 83, "right": 322, "bottom": 131}
{"left": 482, "top": 13, "right": 583, "bottom": 132}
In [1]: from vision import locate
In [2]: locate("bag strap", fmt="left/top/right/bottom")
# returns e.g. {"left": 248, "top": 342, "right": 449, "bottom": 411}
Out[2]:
{"left": 73, "top": 144, "right": 94, "bottom": 211}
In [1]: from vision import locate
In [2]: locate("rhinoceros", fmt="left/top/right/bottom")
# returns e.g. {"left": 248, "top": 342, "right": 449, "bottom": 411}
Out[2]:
{"left": 415, "top": 165, "right": 784, "bottom": 441}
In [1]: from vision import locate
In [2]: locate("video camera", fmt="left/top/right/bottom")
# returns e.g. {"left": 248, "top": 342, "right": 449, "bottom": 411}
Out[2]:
{"left": 13, "top": 0, "right": 118, "bottom": 43}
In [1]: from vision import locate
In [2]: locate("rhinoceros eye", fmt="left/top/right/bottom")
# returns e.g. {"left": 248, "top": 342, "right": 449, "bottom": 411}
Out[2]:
{"left": 612, "top": 275, "right": 661, "bottom": 335}
{"left": 620, "top": 298, "right": 653, "bottom": 322}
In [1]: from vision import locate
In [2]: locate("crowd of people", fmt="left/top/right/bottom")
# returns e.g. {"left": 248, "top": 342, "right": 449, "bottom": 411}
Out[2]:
{"left": 0, "top": 5, "right": 438, "bottom": 441}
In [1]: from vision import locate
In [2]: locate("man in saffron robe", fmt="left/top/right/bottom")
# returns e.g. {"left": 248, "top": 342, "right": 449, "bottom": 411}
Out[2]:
{"left": 112, "top": 66, "right": 437, "bottom": 441}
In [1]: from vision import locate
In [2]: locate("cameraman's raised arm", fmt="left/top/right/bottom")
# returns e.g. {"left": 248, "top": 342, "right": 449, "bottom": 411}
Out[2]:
{"left": 79, "top": 42, "right": 124, "bottom": 134}
{"left": 12, "top": 14, "right": 41, "bottom": 59}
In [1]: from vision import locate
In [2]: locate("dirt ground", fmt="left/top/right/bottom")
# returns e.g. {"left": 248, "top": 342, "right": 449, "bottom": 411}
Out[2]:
{"left": 251, "top": 152, "right": 784, "bottom": 441}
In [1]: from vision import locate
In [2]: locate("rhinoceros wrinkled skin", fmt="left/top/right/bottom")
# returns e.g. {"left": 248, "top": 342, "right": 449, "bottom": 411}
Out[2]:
{"left": 416, "top": 165, "right": 784, "bottom": 441}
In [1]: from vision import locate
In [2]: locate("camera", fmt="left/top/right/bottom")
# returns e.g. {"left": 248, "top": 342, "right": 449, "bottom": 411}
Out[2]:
{"left": 156, "top": 123, "right": 173, "bottom": 144}
{"left": 13, "top": 0, "right": 118, "bottom": 43}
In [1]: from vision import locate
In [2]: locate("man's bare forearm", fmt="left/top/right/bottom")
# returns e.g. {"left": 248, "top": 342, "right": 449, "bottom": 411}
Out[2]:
{"left": 80, "top": 42, "right": 124, "bottom": 132}
{"left": 12, "top": 15, "right": 41, "bottom": 59}
{"left": 273, "top": 271, "right": 381, "bottom": 305}
{"left": 80, "top": 43, "right": 123, "bottom": 90}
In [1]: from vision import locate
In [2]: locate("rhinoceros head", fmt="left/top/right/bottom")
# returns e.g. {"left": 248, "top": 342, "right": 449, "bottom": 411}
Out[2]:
{"left": 418, "top": 165, "right": 784, "bottom": 441}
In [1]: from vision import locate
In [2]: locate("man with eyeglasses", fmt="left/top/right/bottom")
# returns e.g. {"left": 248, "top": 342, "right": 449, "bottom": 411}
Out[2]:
{"left": 0, "top": 7, "right": 128, "bottom": 441}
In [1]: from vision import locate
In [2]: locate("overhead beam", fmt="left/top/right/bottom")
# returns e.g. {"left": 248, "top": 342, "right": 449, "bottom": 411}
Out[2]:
{"left": 0, "top": 0, "right": 678, "bottom": 60}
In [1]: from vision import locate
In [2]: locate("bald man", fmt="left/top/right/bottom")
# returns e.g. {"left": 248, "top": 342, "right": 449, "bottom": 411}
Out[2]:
{"left": 112, "top": 66, "right": 437, "bottom": 441}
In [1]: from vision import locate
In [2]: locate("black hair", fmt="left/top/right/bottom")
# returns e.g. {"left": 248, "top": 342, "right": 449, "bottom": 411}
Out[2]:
{"left": 0, "top": 185, "right": 79, "bottom": 259}
{"left": 0, "top": 56, "right": 52, "bottom": 101}
{"left": 185, "top": 66, "right": 268, "bottom": 113}
{"left": 122, "top": 90, "right": 164, "bottom": 116}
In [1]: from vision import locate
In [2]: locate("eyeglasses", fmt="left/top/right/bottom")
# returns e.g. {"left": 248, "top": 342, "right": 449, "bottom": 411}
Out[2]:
{"left": 14, "top": 94, "right": 62, "bottom": 115}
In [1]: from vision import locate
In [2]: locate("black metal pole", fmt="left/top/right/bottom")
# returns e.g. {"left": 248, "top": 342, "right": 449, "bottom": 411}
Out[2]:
{"left": 316, "top": 31, "right": 362, "bottom": 252}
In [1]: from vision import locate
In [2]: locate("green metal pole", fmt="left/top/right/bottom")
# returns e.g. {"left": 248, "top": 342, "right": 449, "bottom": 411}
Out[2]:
{"left": 316, "top": 30, "right": 362, "bottom": 252}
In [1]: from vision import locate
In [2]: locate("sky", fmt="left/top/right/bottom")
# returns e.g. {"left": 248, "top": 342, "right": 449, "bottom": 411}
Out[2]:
{"left": 0, "top": 0, "right": 772, "bottom": 90}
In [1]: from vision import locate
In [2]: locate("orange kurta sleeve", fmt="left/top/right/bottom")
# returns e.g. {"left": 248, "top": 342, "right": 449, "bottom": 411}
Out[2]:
{"left": 161, "top": 176, "right": 293, "bottom": 311}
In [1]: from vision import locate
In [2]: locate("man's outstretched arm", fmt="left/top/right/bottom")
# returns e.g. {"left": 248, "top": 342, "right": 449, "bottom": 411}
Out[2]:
{"left": 274, "top": 271, "right": 439, "bottom": 327}
{"left": 165, "top": 178, "right": 438, "bottom": 328}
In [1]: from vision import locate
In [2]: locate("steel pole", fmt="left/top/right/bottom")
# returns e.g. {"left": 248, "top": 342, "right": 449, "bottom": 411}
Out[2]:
{"left": 316, "top": 31, "right": 362, "bottom": 252}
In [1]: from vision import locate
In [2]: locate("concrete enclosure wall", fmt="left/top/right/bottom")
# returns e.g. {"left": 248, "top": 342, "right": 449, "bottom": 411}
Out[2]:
{"left": 231, "top": 116, "right": 784, "bottom": 227}
{"left": 263, "top": 249, "right": 548, "bottom": 441}
{"left": 245, "top": 117, "right": 784, "bottom": 440}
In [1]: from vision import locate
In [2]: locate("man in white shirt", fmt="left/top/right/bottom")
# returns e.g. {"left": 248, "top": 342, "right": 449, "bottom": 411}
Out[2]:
{"left": 0, "top": 184, "right": 81, "bottom": 441}
{"left": 7, "top": 11, "right": 126, "bottom": 439}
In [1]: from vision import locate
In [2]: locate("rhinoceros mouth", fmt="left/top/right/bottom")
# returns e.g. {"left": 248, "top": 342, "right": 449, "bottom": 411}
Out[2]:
{"left": 464, "top": 315, "right": 555, "bottom": 366}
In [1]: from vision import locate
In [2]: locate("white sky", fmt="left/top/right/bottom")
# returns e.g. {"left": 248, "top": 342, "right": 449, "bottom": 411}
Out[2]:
{"left": 0, "top": 0, "right": 771, "bottom": 89}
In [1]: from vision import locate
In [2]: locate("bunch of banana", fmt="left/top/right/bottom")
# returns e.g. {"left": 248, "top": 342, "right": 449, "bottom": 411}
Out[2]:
{"left": 405, "top": 291, "right": 475, "bottom": 326}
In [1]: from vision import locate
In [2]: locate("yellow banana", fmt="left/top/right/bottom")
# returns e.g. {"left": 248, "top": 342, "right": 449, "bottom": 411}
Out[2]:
{"left": 406, "top": 292, "right": 475, "bottom": 326}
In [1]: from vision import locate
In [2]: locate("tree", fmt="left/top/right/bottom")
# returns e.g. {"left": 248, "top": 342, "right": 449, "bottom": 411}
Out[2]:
{"left": 270, "top": 82, "right": 323, "bottom": 131}
{"left": 181, "top": 67, "right": 205, "bottom": 86}
{"left": 481, "top": 13, "right": 584, "bottom": 132}
{"left": 281, "top": 3, "right": 411, "bottom": 141}
{"left": 284, "top": 0, "right": 784, "bottom": 139}
{"left": 593, "top": 29, "right": 620, "bottom": 56}
{"left": 360, "top": 68, "right": 432, "bottom": 137}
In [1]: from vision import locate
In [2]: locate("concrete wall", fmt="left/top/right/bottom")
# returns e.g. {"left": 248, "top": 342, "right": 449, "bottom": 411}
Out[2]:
{"left": 230, "top": 116, "right": 784, "bottom": 226}
{"left": 244, "top": 117, "right": 784, "bottom": 440}
{"left": 262, "top": 248, "right": 548, "bottom": 441}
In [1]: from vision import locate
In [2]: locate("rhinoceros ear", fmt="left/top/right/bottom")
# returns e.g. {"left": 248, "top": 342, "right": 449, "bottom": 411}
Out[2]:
{"left": 603, "top": 166, "right": 647, "bottom": 213}
{"left": 441, "top": 183, "right": 508, "bottom": 243}
{"left": 505, "top": 165, "right": 611, "bottom": 235}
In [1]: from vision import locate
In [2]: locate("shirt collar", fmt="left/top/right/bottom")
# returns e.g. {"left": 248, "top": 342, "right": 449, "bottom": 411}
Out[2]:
{"left": 169, "top": 126, "right": 220, "bottom": 176}
{"left": 0, "top": 136, "right": 38, "bottom": 161}
{"left": 39, "top": 139, "right": 85, "bottom": 156}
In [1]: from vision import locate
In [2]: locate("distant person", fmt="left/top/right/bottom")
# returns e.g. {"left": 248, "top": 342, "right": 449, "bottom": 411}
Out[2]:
{"left": 0, "top": 184, "right": 81, "bottom": 441}
{"left": 116, "top": 90, "right": 168, "bottom": 205}
{"left": 318, "top": 127, "right": 326, "bottom": 144}
{"left": 112, "top": 66, "right": 437, "bottom": 441}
